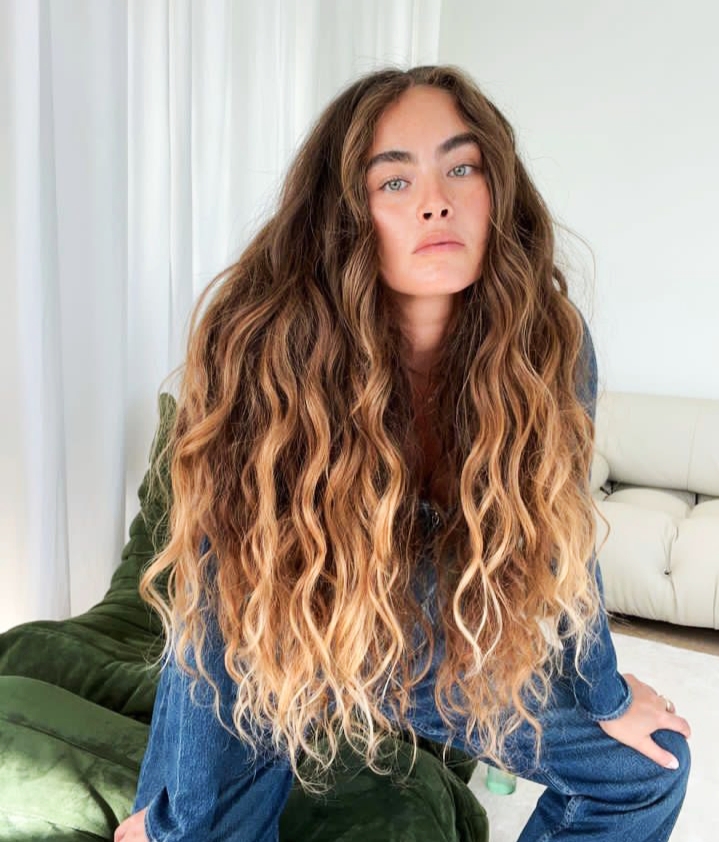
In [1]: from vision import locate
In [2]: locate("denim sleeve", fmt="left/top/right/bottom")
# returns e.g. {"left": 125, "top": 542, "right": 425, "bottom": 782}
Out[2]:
{"left": 561, "top": 307, "right": 633, "bottom": 722}
{"left": 132, "top": 538, "right": 294, "bottom": 841}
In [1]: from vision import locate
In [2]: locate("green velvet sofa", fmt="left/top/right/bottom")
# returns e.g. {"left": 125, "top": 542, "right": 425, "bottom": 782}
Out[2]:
{"left": 0, "top": 394, "right": 489, "bottom": 842}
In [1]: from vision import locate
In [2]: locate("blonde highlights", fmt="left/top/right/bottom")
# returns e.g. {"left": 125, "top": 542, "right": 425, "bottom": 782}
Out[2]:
{"left": 140, "top": 65, "right": 601, "bottom": 793}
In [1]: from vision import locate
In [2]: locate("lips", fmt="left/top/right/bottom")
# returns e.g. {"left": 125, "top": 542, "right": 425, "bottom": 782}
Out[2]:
{"left": 413, "top": 234, "right": 464, "bottom": 253}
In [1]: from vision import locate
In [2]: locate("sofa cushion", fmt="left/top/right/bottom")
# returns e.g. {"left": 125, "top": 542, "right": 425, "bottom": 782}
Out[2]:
{"left": 605, "top": 487, "right": 692, "bottom": 520}
{"left": 697, "top": 494, "right": 718, "bottom": 505}
{"left": 595, "top": 392, "right": 719, "bottom": 496}
{"left": 692, "top": 499, "right": 719, "bottom": 519}
{"left": 281, "top": 734, "right": 488, "bottom": 842}
{"left": 596, "top": 496, "right": 719, "bottom": 628}
{"left": 590, "top": 451, "right": 610, "bottom": 493}
{"left": 595, "top": 501, "right": 677, "bottom": 621}
{"left": 0, "top": 676, "right": 148, "bottom": 841}
{"left": 670, "top": 518, "right": 719, "bottom": 626}
{"left": 593, "top": 391, "right": 719, "bottom": 629}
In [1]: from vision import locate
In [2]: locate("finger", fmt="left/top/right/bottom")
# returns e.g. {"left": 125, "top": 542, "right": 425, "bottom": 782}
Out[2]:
{"left": 636, "top": 735, "right": 680, "bottom": 770}
{"left": 665, "top": 713, "right": 692, "bottom": 740}
{"left": 114, "top": 818, "right": 130, "bottom": 842}
{"left": 631, "top": 674, "right": 657, "bottom": 696}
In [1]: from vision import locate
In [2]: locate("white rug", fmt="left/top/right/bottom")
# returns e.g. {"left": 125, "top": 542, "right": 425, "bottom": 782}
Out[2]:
{"left": 466, "top": 632, "right": 718, "bottom": 842}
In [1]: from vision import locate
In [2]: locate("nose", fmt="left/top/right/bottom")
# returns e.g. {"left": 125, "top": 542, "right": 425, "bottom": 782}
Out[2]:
{"left": 417, "top": 174, "right": 453, "bottom": 222}
{"left": 422, "top": 207, "right": 449, "bottom": 220}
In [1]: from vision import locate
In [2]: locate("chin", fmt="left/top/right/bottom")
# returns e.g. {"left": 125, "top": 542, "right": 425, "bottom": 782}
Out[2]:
{"left": 380, "top": 268, "right": 480, "bottom": 298}
{"left": 411, "top": 275, "right": 477, "bottom": 294}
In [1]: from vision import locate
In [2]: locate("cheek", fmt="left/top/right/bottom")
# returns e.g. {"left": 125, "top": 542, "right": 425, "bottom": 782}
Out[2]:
{"left": 477, "top": 189, "right": 493, "bottom": 231}
{"left": 463, "top": 195, "right": 492, "bottom": 247}
{"left": 371, "top": 207, "right": 405, "bottom": 264}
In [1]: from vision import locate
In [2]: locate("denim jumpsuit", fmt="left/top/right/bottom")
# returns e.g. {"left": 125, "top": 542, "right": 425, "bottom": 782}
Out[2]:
{"left": 133, "top": 318, "right": 690, "bottom": 840}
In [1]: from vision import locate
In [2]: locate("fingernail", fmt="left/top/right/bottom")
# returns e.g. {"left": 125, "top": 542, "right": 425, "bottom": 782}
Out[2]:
{"left": 665, "top": 758, "right": 679, "bottom": 770}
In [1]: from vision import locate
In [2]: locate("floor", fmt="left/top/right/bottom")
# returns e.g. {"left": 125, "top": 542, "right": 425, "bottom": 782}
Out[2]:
{"left": 609, "top": 613, "right": 719, "bottom": 657}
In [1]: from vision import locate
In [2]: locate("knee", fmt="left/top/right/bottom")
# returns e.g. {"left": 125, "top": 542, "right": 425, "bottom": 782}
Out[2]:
{"left": 651, "top": 729, "right": 691, "bottom": 804}
{"left": 611, "top": 730, "right": 690, "bottom": 834}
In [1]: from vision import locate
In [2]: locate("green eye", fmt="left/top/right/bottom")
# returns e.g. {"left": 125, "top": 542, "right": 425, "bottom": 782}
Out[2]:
{"left": 383, "top": 178, "right": 407, "bottom": 192}
{"left": 451, "top": 164, "right": 473, "bottom": 177}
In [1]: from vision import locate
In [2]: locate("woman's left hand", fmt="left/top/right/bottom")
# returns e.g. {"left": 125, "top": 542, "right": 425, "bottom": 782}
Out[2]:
{"left": 114, "top": 808, "right": 148, "bottom": 842}
{"left": 598, "top": 672, "right": 691, "bottom": 769}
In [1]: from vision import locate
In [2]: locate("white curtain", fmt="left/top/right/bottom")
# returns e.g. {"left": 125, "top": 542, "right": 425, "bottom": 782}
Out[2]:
{"left": 0, "top": 0, "right": 441, "bottom": 632}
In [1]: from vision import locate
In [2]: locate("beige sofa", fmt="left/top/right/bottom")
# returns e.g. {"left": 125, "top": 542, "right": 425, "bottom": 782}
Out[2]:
{"left": 591, "top": 391, "right": 719, "bottom": 630}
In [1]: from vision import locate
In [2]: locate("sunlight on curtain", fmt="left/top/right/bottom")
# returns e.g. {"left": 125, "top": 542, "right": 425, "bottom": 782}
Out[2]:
{"left": 0, "top": 0, "right": 441, "bottom": 631}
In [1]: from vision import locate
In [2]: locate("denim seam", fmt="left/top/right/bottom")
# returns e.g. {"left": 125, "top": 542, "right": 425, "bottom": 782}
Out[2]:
{"left": 144, "top": 806, "right": 162, "bottom": 842}
{"left": 535, "top": 790, "right": 584, "bottom": 842}
{"left": 534, "top": 758, "right": 587, "bottom": 840}
{"left": 539, "top": 763, "right": 574, "bottom": 797}
{"left": 548, "top": 795, "right": 584, "bottom": 840}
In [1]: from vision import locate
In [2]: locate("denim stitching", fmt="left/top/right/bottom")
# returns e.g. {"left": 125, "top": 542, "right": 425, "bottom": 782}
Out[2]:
{"left": 532, "top": 762, "right": 586, "bottom": 841}
{"left": 536, "top": 794, "right": 585, "bottom": 841}
{"left": 539, "top": 763, "right": 574, "bottom": 797}
{"left": 144, "top": 806, "right": 161, "bottom": 842}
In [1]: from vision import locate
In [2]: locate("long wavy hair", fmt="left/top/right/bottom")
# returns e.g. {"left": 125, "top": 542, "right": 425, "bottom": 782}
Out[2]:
{"left": 141, "top": 64, "right": 602, "bottom": 793}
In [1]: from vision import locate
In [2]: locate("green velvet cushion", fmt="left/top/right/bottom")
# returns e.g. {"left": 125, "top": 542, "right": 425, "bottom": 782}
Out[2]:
{"left": 0, "top": 392, "right": 489, "bottom": 842}
{"left": 281, "top": 734, "right": 489, "bottom": 841}
{"left": 0, "top": 676, "right": 148, "bottom": 841}
{"left": 0, "top": 676, "right": 487, "bottom": 842}
{"left": 0, "top": 525, "right": 164, "bottom": 724}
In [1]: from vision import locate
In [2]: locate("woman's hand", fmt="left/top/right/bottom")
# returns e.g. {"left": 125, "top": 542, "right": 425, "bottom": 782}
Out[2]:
{"left": 598, "top": 672, "right": 691, "bottom": 769}
{"left": 114, "top": 807, "right": 148, "bottom": 842}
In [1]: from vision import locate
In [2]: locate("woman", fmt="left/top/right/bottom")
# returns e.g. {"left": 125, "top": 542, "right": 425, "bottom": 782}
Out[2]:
{"left": 115, "top": 65, "right": 691, "bottom": 842}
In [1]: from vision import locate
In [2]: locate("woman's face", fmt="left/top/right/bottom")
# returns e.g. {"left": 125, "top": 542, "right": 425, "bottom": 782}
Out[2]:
{"left": 366, "top": 85, "right": 492, "bottom": 300}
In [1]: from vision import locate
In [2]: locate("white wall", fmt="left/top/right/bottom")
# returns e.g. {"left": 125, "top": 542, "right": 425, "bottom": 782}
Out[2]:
{"left": 439, "top": 0, "right": 719, "bottom": 399}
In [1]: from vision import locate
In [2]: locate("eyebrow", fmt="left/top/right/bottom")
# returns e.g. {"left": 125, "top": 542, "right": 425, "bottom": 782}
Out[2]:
{"left": 366, "top": 132, "right": 480, "bottom": 173}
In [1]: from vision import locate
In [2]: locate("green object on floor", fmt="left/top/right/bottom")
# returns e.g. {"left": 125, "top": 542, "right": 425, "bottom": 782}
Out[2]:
{"left": 0, "top": 393, "right": 489, "bottom": 842}
{"left": 485, "top": 766, "right": 517, "bottom": 795}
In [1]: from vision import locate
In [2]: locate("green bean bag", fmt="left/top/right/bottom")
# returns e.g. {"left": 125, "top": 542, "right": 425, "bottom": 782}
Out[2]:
{"left": 0, "top": 394, "right": 489, "bottom": 842}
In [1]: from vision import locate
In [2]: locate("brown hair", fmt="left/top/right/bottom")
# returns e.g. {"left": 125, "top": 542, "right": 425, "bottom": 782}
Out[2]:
{"left": 141, "top": 64, "right": 600, "bottom": 793}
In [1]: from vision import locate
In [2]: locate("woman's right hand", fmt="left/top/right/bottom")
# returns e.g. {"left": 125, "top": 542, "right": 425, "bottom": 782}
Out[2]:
{"left": 114, "top": 808, "right": 148, "bottom": 842}
{"left": 598, "top": 673, "right": 691, "bottom": 769}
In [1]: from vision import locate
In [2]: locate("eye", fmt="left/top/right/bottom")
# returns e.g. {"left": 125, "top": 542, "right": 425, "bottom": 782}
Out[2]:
{"left": 449, "top": 164, "right": 476, "bottom": 177}
{"left": 380, "top": 177, "right": 409, "bottom": 192}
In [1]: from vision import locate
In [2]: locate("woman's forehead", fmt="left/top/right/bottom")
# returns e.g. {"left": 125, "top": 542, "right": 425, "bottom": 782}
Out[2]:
{"left": 368, "top": 87, "right": 475, "bottom": 164}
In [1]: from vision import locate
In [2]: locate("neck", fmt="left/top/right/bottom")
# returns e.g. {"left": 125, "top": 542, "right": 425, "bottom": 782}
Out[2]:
{"left": 390, "top": 290, "right": 457, "bottom": 377}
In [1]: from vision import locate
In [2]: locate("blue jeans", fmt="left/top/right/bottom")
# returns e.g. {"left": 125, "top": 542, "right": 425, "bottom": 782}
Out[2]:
{"left": 133, "top": 576, "right": 690, "bottom": 842}
{"left": 403, "top": 665, "right": 690, "bottom": 842}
